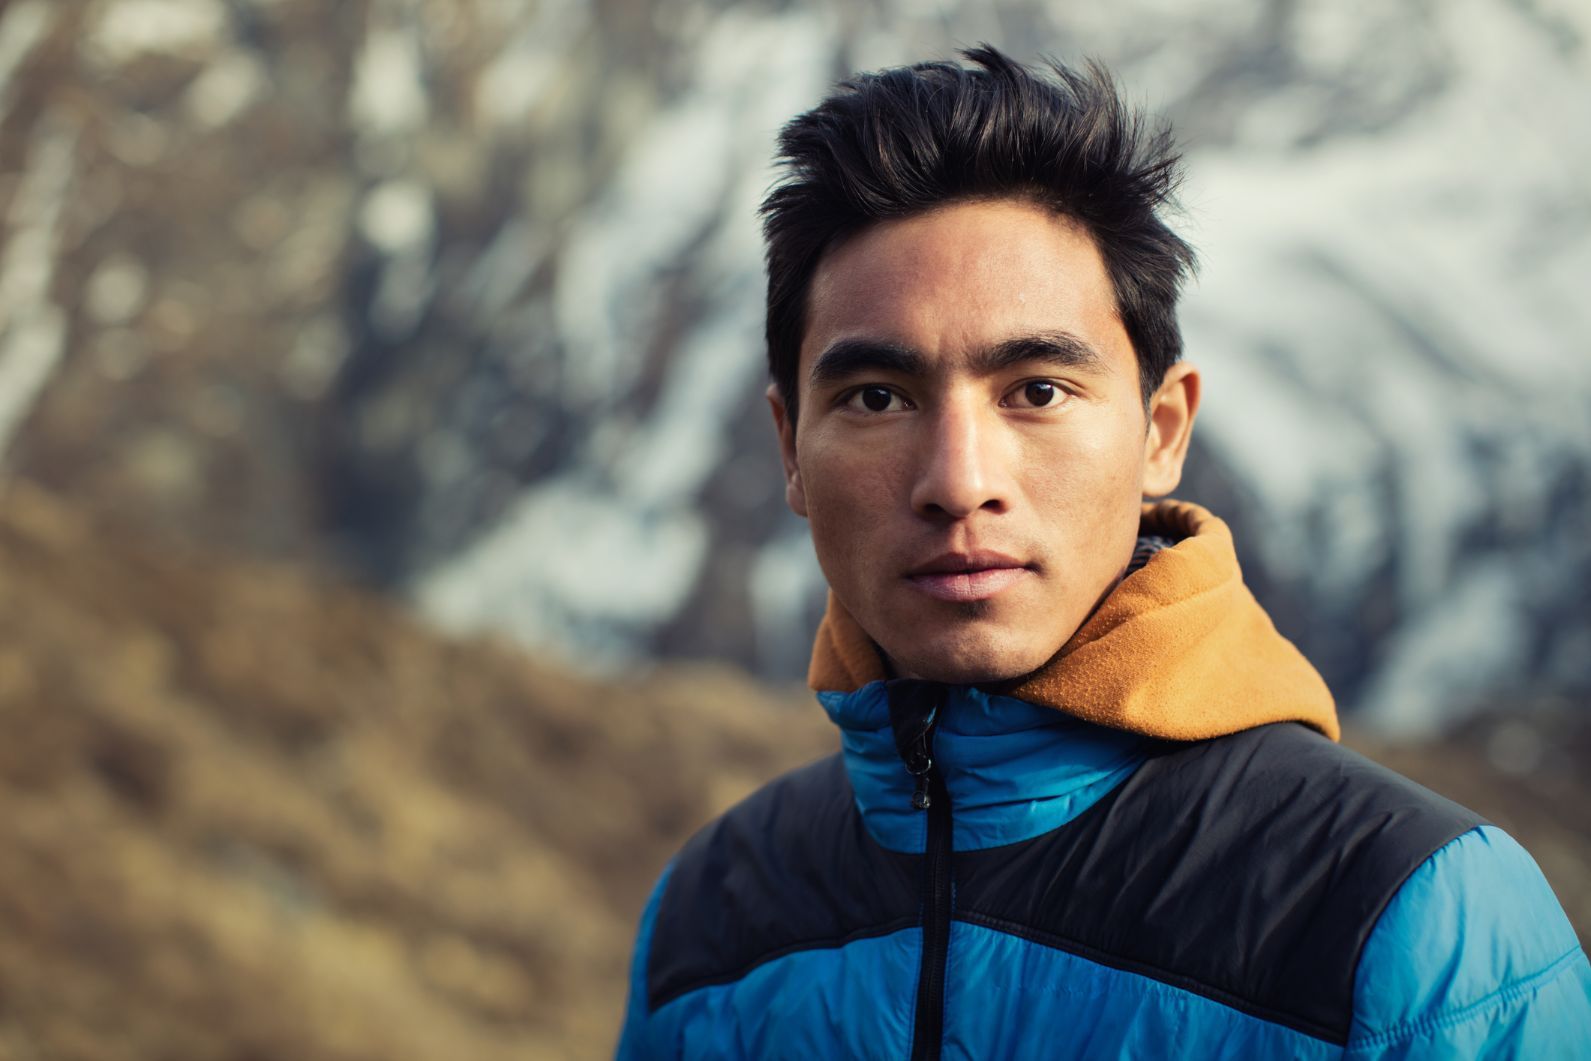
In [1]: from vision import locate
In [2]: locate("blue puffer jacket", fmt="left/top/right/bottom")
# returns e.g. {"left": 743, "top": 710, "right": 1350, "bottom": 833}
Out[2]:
{"left": 618, "top": 682, "right": 1590, "bottom": 1058}
{"left": 618, "top": 504, "right": 1591, "bottom": 1058}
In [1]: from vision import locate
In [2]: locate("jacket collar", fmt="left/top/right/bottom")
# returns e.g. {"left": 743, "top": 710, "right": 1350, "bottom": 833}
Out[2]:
{"left": 819, "top": 680, "right": 1148, "bottom": 854}
{"left": 808, "top": 499, "right": 1339, "bottom": 743}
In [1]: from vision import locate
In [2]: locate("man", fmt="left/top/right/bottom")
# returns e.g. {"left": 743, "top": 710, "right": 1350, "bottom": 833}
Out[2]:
{"left": 617, "top": 46, "right": 1591, "bottom": 1058}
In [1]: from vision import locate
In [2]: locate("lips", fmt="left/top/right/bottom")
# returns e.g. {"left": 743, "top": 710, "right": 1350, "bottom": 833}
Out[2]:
{"left": 905, "top": 551, "right": 1033, "bottom": 603}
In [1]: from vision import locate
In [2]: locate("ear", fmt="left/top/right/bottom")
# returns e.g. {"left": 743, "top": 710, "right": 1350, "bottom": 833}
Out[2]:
{"left": 767, "top": 383, "right": 808, "bottom": 518}
{"left": 1142, "top": 362, "right": 1201, "bottom": 498}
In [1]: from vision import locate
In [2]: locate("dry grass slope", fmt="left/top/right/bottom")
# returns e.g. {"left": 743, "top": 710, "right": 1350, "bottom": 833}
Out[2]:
{"left": 0, "top": 479, "right": 834, "bottom": 1060}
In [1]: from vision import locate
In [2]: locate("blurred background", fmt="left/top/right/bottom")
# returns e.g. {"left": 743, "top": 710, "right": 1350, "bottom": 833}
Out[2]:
{"left": 1, "top": 0, "right": 1587, "bottom": 1056}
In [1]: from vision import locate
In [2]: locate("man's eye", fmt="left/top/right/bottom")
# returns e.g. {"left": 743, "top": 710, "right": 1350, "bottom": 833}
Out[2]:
{"left": 1008, "top": 380, "right": 1061, "bottom": 408}
{"left": 845, "top": 386, "right": 908, "bottom": 413}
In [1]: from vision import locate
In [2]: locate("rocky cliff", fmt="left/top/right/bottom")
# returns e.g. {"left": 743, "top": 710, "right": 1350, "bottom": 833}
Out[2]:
{"left": 1, "top": 2, "right": 1587, "bottom": 737}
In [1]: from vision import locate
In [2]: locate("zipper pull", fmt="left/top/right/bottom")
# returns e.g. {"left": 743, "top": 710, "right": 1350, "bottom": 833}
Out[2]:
{"left": 906, "top": 735, "right": 933, "bottom": 811}
{"left": 886, "top": 679, "right": 944, "bottom": 813}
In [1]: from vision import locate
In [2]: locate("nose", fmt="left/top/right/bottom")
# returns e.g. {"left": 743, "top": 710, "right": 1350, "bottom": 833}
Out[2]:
{"left": 909, "top": 396, "right": 1012, "bottom": 520}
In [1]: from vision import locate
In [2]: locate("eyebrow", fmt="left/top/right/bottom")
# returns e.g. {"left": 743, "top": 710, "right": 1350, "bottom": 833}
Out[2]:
{"left": 979, "top": 332, "right": 1106, "bottom": 374}
{"left": 808, "top": 331, "right": 1106, "bottom": 388}
{"left": 808, "top": 339, "right": 925, "bottom": 388}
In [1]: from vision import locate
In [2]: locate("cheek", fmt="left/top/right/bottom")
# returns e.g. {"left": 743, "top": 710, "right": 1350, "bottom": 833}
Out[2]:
{"left": 1017, "top": 416, "right": 1147, "bottom": 525}
{"left": 798, "top": 433, "right": 908, "bottom": 549}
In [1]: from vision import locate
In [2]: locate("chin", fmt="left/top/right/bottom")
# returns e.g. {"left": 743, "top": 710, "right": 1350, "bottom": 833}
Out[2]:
{"left": 884, "top": 627, "right": 1054, "bottom": 685}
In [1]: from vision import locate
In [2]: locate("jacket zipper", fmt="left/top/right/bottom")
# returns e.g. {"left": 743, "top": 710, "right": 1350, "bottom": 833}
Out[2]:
{"left": 911, "top": 750, "right": 952, "bottom": 1061}
{"left": 889, "top": 681, "right": 952, "bottom": 1061}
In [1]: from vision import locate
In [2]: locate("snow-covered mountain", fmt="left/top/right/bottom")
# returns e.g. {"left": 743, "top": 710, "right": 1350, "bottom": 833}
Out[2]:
{"left": 3, "top": 0, "right": 1587, "bottom": 733}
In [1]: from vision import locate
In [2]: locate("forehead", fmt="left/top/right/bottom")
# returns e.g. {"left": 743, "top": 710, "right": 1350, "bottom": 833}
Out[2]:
{"left": 800, "top": 198, "right": 1132, "bottom": 382}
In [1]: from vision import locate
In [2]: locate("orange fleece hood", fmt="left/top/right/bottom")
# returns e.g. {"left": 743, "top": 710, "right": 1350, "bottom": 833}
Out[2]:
{"left": 808, "top": 499, "right": 1340, "bottom": 742}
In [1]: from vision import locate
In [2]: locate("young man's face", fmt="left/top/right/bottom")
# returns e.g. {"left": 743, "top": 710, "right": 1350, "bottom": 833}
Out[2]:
{"left": 770, "top": 198, "right": 1199, "bottom": 684}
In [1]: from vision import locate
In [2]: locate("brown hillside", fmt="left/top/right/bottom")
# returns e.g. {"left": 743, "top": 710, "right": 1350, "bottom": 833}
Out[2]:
{"left": 0, "top": 478, "right": 835, "bottom": 1060}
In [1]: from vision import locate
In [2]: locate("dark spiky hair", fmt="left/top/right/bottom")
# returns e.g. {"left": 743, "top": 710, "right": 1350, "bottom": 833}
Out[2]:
{"left": 760, "top": 44, "right": 1196, "bottom": 423}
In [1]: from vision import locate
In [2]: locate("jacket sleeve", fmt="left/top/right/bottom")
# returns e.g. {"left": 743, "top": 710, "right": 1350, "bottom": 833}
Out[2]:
{"left": 615, "top": 865, "right": 675, "bottom": 1061}
{"left": 1346, "top": 824, "right": 1591, "bottom": 1058}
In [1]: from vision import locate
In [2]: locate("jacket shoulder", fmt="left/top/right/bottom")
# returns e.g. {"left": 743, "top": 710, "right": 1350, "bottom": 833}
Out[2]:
{"left": 957, "top": 722, "right": 1486, "bottom": 1045}
{"left": 1349, "top": 823, "right": 1591, "bottom": 1056}
{"left": 645, "top": 753, "right": 917, "bottom": 1012}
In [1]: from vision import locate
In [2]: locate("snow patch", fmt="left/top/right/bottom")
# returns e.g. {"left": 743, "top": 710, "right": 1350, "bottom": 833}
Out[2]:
{"left": 1357, "top": 562, "right": 1530, "bottom": 738}
{"left": 0, "top": 114, "right": 75, "bottom": 461}
{"left": 359, "top": 179, "right": 434, "bottom": 255}
{"left": 349, "top": 24, "right": 427, "bottom": 136}
{"left": 471, "top": 0, "right": 586, "bottom": 128}
{"left": 0, "top": 1, "right": 52, "bottom": 117}
{"left": 415, "top": 480, "right": 708, "bottom": 668}
{"left": 90, "top": 0, "right": 227, "bottom": 62}
{"left": 84, "top": 254, "right": 150, "bottom": 325}
{"left": 185, "top": 50, "right": 268, "bottom": 129}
